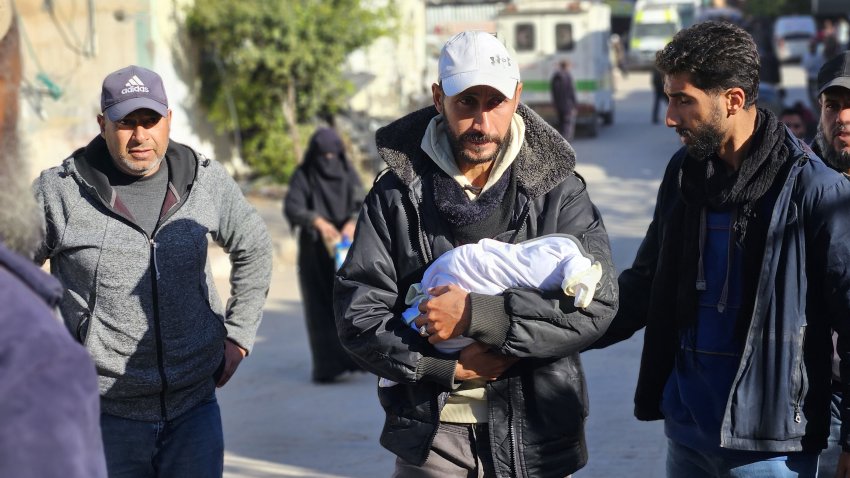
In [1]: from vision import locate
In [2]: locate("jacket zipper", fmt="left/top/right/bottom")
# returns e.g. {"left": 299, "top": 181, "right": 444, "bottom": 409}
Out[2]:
{"left": 509, "top": 383, "right": 520, "bottom": 477}
{"left": 149, "top": 235, "right": 169, "bottom": 419}
{"left": 506, "top": 204, "right": 529, "bottom": 477}
{"left": 85, "top": 182, "right": 171, "bottom": 418}
{"left": 720, "top": 160, "right": 805, "bottom": 447}
{"left": 80, "top": 167, "right": 196, "bottom": 421}
{"left": 792, "top": 325, "right": 807, "bottom": 424}
{"left": 150, "top": 239, "right": 161, "bottom": 280}
{"left": 407, "top": 189, "right": 432, "bottom": 264}
{"left": 148, "top": 185, "right": 192, "bottom": 420}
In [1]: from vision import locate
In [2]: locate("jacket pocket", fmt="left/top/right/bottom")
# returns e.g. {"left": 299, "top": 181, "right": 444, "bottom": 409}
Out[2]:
{"left": 785, "top": 201, "right": 798, "bottom": 226}
{"left": 61, "top": 289, "right": 93, "bottom": 345}
{"left": 76, "top": 312, "right": 92, "bottom": 344}
{"left": 200, "top": 272, "right": 227, "bottom": 331}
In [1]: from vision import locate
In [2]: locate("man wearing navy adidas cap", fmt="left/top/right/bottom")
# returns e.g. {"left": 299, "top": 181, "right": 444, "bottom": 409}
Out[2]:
{"left": 335, "top": 31, "right": 617, "bottom": 477}
{"left": 32, "top": 65, "right": 272, "bottom": 477}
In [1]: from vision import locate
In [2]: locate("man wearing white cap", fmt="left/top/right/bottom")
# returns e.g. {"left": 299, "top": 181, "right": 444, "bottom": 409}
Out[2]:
{"left": 335, "top": 31, "right": 617, "bottom": 477}
{"left": 32, "top": 65, "right": 273, "bottom": 477}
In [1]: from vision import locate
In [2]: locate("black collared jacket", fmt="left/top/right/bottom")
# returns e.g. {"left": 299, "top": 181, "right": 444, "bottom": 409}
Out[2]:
{"left": 334, "top": 104, "right": 618, "bottom": 478}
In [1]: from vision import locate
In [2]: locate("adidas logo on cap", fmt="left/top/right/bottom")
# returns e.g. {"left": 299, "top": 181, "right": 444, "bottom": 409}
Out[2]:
{"left": 122, "top": 75, "right": 150, "bottom": 95}
{"left": 101, "top": 65, "right": 169, "bottom": 121}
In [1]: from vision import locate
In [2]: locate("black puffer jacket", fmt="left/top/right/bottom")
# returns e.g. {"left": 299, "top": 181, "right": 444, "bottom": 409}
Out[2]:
{"left": 334, "top": 104, "right": 618, "bottom": 477}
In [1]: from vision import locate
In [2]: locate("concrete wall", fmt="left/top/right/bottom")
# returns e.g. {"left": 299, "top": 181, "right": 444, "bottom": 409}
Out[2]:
{"left": 346, "top": 0, "right": 429, "bottom": 119}
{"left": 16, "top": 0, "right": 233, "bottom": 180}
{"left": 17, "top": 0, "right": 428, "bottom": 181}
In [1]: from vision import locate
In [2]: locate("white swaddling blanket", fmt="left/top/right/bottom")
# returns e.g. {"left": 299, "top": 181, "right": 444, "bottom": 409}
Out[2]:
{"left": 401, "top": 234, "right": 602, "bottom": 354}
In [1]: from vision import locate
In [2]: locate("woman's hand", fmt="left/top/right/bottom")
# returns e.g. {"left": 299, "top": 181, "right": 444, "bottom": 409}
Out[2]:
{"left": 313, "top": 216, "right": 341, "bottom": 243}
{"left": 340, "top": 220, "right": 356, "bottom": 241}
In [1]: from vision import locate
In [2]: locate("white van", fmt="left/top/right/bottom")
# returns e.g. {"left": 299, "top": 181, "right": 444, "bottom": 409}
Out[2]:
{"left": 496, "top": 0, "right": 614, "bottom": 136}
{"left": 773, "top": 15, "right": 817, "bottom": 63}
{"left": 628, "top": 4, "right": 680, "bottom": 69}
{"left": 627, "top": 0, "right": 701, "bottom": 69}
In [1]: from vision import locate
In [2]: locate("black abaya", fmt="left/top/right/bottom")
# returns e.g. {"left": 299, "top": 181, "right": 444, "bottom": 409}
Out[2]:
{"left": 283, "top": 128, "right": 364, "bottom": 382}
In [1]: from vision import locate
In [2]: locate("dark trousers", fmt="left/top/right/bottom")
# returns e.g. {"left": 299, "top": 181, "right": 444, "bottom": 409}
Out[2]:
{"left": 556, "top": 109, "right": 576, "bottom": 140}
{"left": 666, "top": 438, "right": 818, "bottom": 477}
{"left": 817, "top": 390, "right": 842, "bottom": 477}
{"left": 100, "top": 396, "right": 223, "bottom": 478}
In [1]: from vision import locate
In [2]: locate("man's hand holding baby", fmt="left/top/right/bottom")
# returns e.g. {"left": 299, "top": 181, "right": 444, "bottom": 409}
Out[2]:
{"left": 414, "top": 284, "right": 471, "bottom": 345}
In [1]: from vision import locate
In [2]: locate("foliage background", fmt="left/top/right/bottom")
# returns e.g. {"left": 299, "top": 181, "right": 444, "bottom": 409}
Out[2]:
{"left": 185, "top": 0, "right": 395, "bottom": 183}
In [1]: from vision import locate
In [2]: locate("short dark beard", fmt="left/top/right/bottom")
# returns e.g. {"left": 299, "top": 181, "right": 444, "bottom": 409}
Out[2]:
{"left": 815, "top": 123, "right": 850, "bottom": 173}
{"left": 677, "top": 105, "right": 724, "bottom": 160}
{"left": 447, "top": 128, "right": 510, "bottom": 166}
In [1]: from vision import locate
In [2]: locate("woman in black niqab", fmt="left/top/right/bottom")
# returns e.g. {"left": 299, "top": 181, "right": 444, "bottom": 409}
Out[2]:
{"left": 284, "top": 127, "right": 364, "bottom": 383}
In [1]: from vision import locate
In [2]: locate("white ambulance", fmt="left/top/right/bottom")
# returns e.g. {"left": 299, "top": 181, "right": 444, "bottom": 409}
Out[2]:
{"left": 627, "top": 0, "right": 701, "bottom": 69}
{"left": 496, "top": 0, "right": 614, "bottom": 137}
{"left": 628, "top": 4, "right": 680, "bottom": 69}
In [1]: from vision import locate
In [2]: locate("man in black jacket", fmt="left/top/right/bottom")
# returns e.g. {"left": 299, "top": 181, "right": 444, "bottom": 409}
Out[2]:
{"left": 812, "top": 51, "right": 850, "bottom": 173}
{"left": 334, "top": 30, "right": 618, "bottom": 478}
{"left": 591, "top": 22, "right": 850, "bottom": 477}
{"left": 809, "top": 49, "right": 850, "bottom": 478}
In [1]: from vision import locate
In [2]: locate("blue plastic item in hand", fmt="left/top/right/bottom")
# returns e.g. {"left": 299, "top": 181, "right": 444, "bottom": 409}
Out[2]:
{"left": 334, "top": 235, "right": 352, "bottom": 270}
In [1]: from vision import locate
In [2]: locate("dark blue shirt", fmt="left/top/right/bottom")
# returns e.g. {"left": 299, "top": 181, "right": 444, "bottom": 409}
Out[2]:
{"left": 662, "top": 210, "right": 745, "bottom": 452}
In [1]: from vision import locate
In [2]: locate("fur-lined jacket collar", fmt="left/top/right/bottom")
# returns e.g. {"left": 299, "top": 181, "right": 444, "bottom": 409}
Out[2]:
{"left": 376, "top": 103, "right": 577, "bottom": 200}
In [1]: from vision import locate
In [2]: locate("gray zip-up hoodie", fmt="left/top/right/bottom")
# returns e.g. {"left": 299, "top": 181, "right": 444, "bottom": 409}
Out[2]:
{"left": 33, "top": 136, "right": 273, "bottom": 421}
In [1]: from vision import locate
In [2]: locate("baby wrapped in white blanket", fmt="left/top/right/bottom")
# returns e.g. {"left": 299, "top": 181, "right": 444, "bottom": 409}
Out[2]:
{"left": 402, "top": 234, "right": 602, "bottom": 354}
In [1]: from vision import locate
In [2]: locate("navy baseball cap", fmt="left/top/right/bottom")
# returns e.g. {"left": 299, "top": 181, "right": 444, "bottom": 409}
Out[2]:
{"left": 818, "top": 51, "right": 850, "bottom": 96}
{"left": 101, "top": 65, "right": 168, "bottom": 121}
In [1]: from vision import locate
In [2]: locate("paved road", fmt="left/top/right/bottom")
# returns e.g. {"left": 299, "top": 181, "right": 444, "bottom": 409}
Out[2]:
{"left": 214, "top": 65, "right": 810, "bottom": 478}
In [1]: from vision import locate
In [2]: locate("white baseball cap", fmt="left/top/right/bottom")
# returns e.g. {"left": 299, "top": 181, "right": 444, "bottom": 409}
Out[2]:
{"left": 438, "top": 31, "right": 520, "bottom": 99}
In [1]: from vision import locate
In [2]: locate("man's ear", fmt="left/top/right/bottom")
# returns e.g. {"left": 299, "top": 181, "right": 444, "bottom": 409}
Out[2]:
{"left": 97, "top": 114, "right": 106, "bottom": 136}
{"left": 513, "top": 82, "right": 524, "bottom": 109}
{"left": 726, "top": 87, "right": 746, "bottom": 115}
{"left": 432, "top": 83, "right": 444, "bottom": 114}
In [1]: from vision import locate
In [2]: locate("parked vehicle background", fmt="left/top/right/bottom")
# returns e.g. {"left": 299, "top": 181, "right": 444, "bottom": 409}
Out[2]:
{"left": 774, "top": 15, "right": 817, "bottom": 63}
{"left": 497, "top": 0, "right": 614, "bottom": 136}
{"left": 626, "top": 0, "right": 702, "bottom": 70}
{"left": 695, "top": 6, "right": 744, "bottom": 26}
{"left": 628, "top": 5, "right": 679, "bottom": 70}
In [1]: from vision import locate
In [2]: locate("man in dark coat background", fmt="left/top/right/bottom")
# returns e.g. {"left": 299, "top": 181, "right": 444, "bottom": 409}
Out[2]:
{"left": 651, "top": 67, "right": 667, "bottom": 124}
{"left": 808, "top": 49, "right": 850, "bottom": 478}
{"left": 551, "top": 59, "right": 578, "bottom": 140}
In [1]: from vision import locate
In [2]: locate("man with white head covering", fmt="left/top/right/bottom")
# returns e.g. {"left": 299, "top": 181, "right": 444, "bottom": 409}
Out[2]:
{"left": 335, "top": 30, "right": 617, "bottom": 477}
